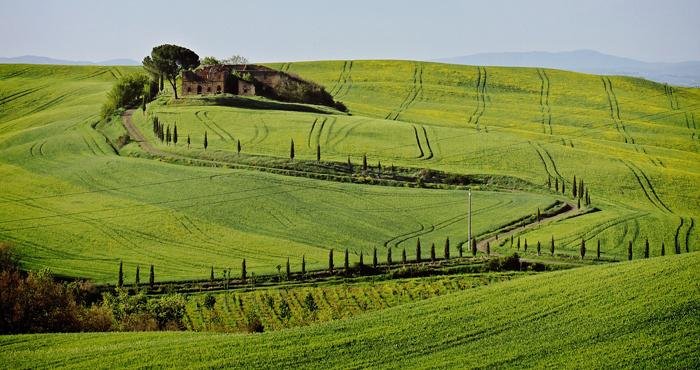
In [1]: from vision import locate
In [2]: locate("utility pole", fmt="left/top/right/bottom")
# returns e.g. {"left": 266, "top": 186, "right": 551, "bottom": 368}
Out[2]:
{"left": 468, "top": 189, "right": 472, "bottom": 248}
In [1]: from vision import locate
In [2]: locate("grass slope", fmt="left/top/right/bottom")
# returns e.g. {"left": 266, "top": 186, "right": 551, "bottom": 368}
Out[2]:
{"left": 1, "top": 252, "right": 697, "bottom": 368}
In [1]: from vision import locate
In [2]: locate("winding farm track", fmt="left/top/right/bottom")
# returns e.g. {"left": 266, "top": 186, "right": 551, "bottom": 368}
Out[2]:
{"left": 467, "top": 66, "right": 488, "bottom": 129}
{"left": 385, "top": 63, "right": 424, "bottom": 121}
{"left": 536, "top": 69, "right": 553, "bottom": 134}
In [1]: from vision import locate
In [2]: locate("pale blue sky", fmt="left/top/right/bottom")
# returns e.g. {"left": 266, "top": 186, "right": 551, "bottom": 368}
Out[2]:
{"left": 1, "top": 0, "right": 698, "bottom": 63}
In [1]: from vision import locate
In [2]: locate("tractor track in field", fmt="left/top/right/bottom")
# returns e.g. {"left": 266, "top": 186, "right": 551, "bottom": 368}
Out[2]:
{"left": 685, "top": 218, "right": 695, "bottom": 252}
{"left": 75, "top": 68, "right": 111, "bottom": 81}
{"left": 421, "top": 126, "right": 434, "bottom": 160}
{"left": 674, "top": 217, "right": 685, "bottom": 253}
{"left": 194, "top": 111, "right": 227, "bottom": 141}
{"left": 412, "top": 126, "right": 425, "bottom": 158}
{"left": 307, "top": 118, "right": 318, "bottom": 148}
{"left": 25, "top": 93, "right": 69, "bottom": 115}
{"left": 621, "top": 160, "right": 672, "bottom": 214}
{"left": 536, "top": 69, "right": 553, "bottom": 135}
{"left": 602, "top": 77, "right": 636, "bottom": 146}
{"left": 664, "top": 84, "right": 680, "bottom": 110}
{"left": 326, "top": 118, "right": 359, "bottom": 150}
{"left": 328, "top": 61, "right": 348, "bottom": 96}
{"left": 315, "top": 117, "right": 327, "bottom": 147}
{"left": 467, "top": 66, "right": 488, "bottom": 129}
{"left": 531, "top": 142, "right": 563, "bottom": 183}
{"left": 0, "top": 86, "right": 47, "bottom": 105}
{"left": 385, "top": 63, "right": 424, "bottom": 121}
{"left": 331, "top": 61, "right": 353, "bottom": 99}
{"left": 203, "top": 111, "right": 235, "bottom": 141}
{"left": 280, "top": 63, "right": 291, "bottom": 72}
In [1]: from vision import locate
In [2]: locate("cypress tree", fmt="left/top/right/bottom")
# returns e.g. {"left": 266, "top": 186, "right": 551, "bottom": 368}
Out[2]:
{"left": 204, "top": 131, "right": 208, "bottom": 150}
{"left": 537, "top": 208, "right": 541, "bottom": 222}
{"left": 471, "top": 238, "right": 477, "bottom": 256}
{"left": 458, "top": 242, "right": 463, "bottom": 258}
{"left": 577, "top": 198, "right": 581, "bottom": 209}
{"left": 302, "top": 255, "right": 306, "bottom": 275}
{"left": 579, "top": 179, "right": 584, "bottom": 199}
{"left": 290, "top": 139, "right": 295, "bottom": 160}
{"left": 562, "top": 181, "right": 566, "bottom": 195}
{"left": 344, "top": 249, "right": 349, "bottom": 272}
{"left": 377, "top": 161, "right": 382, "bottom": 176}
{"left": 585, "top": 189, "right": 591, "bottom": 206}
{"left": 387, "top": 247, "right": 392, "bottom": 265}
{"left": 550, "top": 236, "right": 555, "bottom": 256}
{"left": 444, "top": 237, "right": 450, "bottom": 260}
{"left": 237, "top": 139, "right": 241, "bottom": 154}
{"left": 118, "top": 261, "right": 123, "bottom": 287}
{"left": 524, "top": 239, "right": 528, "bottom": 252}
{"left": 486, "top": 241, "right": 490, "bottom": 256}
{"left": 373, "top": 247, "right": 378, "bottom": 268}
{"left": 517, "top": 237, "right": 521, "bottom": 250}
{"left": 580, "top": 239, "right": 586, "bottom": 259}
{"left": 430, "top": 243, "right": 436, "bottom": 261}
{"left": 644, "top": 238, "right": 650, "bottom": 258}
{"left": 241, "top": 259, "right": 247, "bottom": 282}
{"left": 316, "top": 144, "right": 321, "bottom": 162}
{"left": 359, "top": 251, "right": 364, "bottom": 268}
{"left": 510, "top": 235, "right": 514, "bottom": 248}
{"left": 628, "top": 241, "right": 633, "bottom": 261}
{"left": 328, "top": 249, "right": 334, "bottom": 273}
{"left": 149, "top": 264, "right": 154, "bottom": 288}
{"left": 402, "top": 248, "right": 407, "bottom": 264}
{"left": 173, "top": 124, "right": 178, "bottom": 145}
{"left": 572, "top": 175, "right": 577, "bottom": 198}
{"left": 661, "top": 242, "right": 665, "bottom": 256}
{"left": 347, "top": 156, "right": 353, "bottom": 171}
{"left": 362, "top": 154, "right": 368, "bottom": 171}
{"left": 166, "top": 125, "right": 171, "bottom": 144}
{"left": 286, "top": 258, "right": 291, "bottom": 280}
{"left": 415, "top": 238, "right": 422, "bottom": 262}
{"left": 597, "top": 240, "right": 601, "bottom": 260}
{"left": 555, "top": 177, "right": 559, "bottom": 192}
{"left": 187, "top": 134, "right": 191, "bottom": 149}
{"left": 210, "top": 266, "right": 214, "bottom": 281}
{"left": 547, "top": 175, "right": 551, "bottom": 189}
{"left": 135, "top": 265, "right": 140, "bottom": 287}
{"left": 537, "top": 241, "right": 541, "bottom": 256}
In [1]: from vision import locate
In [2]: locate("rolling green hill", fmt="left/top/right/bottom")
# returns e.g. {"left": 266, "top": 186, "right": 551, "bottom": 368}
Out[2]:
{"left": 0, "top": 61, "right": 698, "bottom": 283}
{"left": 1, "top": 252, "right": 697, "bottom": 368}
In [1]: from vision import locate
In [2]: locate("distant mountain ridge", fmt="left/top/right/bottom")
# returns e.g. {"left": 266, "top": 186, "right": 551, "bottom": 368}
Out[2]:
{"left": 0, "top": 55, "right": 140, "bottom": 66}
{"left": 434, "top": 50, "right": 700, "bottom": 87}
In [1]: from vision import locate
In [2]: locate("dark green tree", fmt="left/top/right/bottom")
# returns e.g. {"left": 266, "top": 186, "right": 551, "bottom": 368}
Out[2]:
{"left": 661, "top": 242, "right": 665, "bottom": 256}
{"left": 430, "top": 243, "right": 436, "bottom": 261}
{"left": 550, "top": 236, "right": 555, "bottom": 256}
{"left": 585, "top": 189, "right": 591, "bottom": 206}
{"left": 237, "top": 139, "right": 241, "bottom": 155}
{"left": 510, "top": 235, "right": 514, "bottom": 248}
{"left": 537, "top": 241, "right": 541, "bottom": 256}
{"left": 149, "top": 264, "right": 154, "bottom": 288}
{"left": 143, "top": 44, "right": 200, "bottom": 99}
{"left": 580, "top": 239, "right": 586, "bottom": 259}
{"left": 166, "top": 125, "right": 171, "bottom": 144}
{"left": 316, "top": 144, "right": 321, "bottom": 162}
{"left": 347, "top": 156, "right": 353, "bottom": 171}
{"left": 572, "top": 175, "right": 577, "bottom": 198}
{"left": 135, "top": 265, "right": 140, "bottom": 287}
{"left": 118, "top": 261, "right": 123, "bottom": 287}
{"left": 241, "top": 258, "right": 247, "bottom": 282}
{"left": 210, "top": 266, "right": 214, "bottom": 281}
{"left": 524, "top": 238, "right": 528, "bottom": 252}
{"left": 286, "top": 258, "right": 291, "bottom": 280}
{"left": 387, "top": 247, "right": 392, "bottom": 265}
{"left": 344, "top": 249, "right": 349, "bottom": 272}
{"left": 597, "top": 240, "right": 601, "bottom": 260}
{"left": 187, "top": 134, "right": 190, "bottom": 149}
{"left": 562, "top": 181, "right": 566, "bottom": 195}
{"left": 577, "top": 198, "right": 581, "bottom": 209}
{"left": 359, "top": 251, "right": 364, "bottom": 268}
{"left": 173, "top": 124, "right": 178, "bottom": 145}
{"left": 547, "top": 175, "right": 551, "bottom": 189}
{"left": 444, "top": 237, "right": 450, "bottom": 260}
{"left": 555, "top": 177, "right": 559, "bottom": 192}
{"left": 458, "top": 242, "right": 463, "bottom": 258}
{"left": 373, "top": 247, "right": 378, "bottom": 268}
{"left": 302, "top": 255, "right": 306, "bottom": 275}
{"left": 471, "top": 238, "right": 477, "bottom": 256}
{"left": 290, "top": 139, "right": 295, "bottom": 160}
{"left": 304, "top": 292, "right": 318, "bottom": 313}
{"left": 204, "top": 131, "right": 208, "bottom": 150}
{"left": 362, "top": 154, "right": 368, "bottom": 171}
{"left": 578, "top": 179, "right": 584, "bottom": 199}
{"left": 415, "top": 238, "right": 422, "bottom": 262}
{"left": 486, "top": 241, "right": 490, "bottom": 256}
{"left": 517, "top": 237, "right": 521, "bottom": 250}
{"left": 328, "top": 249, "right": 334, "bottom": 273}
{"left": 644, "top": 238, "right": 650, "bottom": 258}
{"left": 402, "top": 248, "right": 407, "bottom": 264}
{"left": 537, "top": 208, "right": 541, "bottom": 222}
{"left": 628, "top": 241, "right": 633, "bottom": 261}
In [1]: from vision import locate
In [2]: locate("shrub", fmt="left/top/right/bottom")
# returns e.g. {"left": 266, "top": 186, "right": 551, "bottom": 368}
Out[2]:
{"left": 203, "top": 293, "right": 216, "bottom": 310}
{"left": 101, "top": 74, "right": 150, "bottom": 118}
{"left": 245, "top": 312, "right": 264, "bottom": 333}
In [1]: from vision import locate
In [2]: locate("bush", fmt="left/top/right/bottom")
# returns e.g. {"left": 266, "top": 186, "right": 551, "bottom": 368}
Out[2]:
{"left": 101, "top": 74, "right": 150, "bottom": 118}
{"left": 203, "top": 293, "right": 216, "bottom": 310}
{"left": 245, "top": 312, "right": 264, "bottom": 333}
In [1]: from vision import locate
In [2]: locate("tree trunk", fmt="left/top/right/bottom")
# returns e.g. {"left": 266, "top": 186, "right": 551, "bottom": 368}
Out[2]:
{"left": 169, "top": 78, "right": 178, "bottom": 99}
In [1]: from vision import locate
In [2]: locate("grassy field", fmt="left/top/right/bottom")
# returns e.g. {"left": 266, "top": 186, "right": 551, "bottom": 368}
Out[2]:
{"left": 0, "top": 64, "right": 559, "bottom": 283}
{"left": 1, "top": 252, "right": 697, "bottom": 368}
{"left": 0, "top": 60, "right": 698, "bottom": 283}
